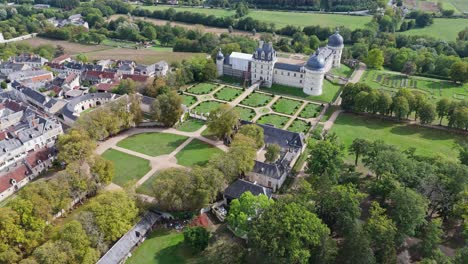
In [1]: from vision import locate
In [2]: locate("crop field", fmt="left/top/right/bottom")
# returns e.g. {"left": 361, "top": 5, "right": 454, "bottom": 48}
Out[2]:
{"left": 361, "top": 69, "right": 468, "bottom": 102}
{"left": 399, "top": 18, "right": 468, "bottom": 41}
{"left": 140, "top": 6, "right": 372, "bottom": 30}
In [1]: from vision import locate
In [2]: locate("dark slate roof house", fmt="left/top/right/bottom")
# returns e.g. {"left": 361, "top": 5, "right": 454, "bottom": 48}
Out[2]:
{"left": 223, "top": 179, "right": 273, "bottom": 202}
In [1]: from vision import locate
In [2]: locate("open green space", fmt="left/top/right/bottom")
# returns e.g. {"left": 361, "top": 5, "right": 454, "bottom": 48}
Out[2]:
{"left": 102, "top": 149, "right": 151, "bottom": 187}
{"left": 234, "top": 106, "right": 256, "bottom": 121}
{"left": 136, "top": 172, "right": 158, "bottom": 196}
{"left": 178, "top": 118, "right": 205, "bottom": 132}
{"left": 214, "top": 86, "right": 242, "bottom": 101}
{"left": 125, "top": 228, "right": 197, "bottom": 264}
{"left": 287, "top": 119, "right": 311, "bottom": 133}
{"left": 399, "top": 18, "right": 468, "bottom": 41}
{"left": 272, "top": 98, "right": 303, "bottom": 115}
{"left": 330, "top": 113, "right": 464, "bottom": 161}
{"left": 265, "top": 80, "right": 342, "bottom": 103}
{"left": 360, "top": 69, "right": 468, "bottom": 102}
{"left": 181, "top": 94, "right": 197, "bottom": 107}
{"left": 151, "top": 45, "right": 173, "bottom": 52}
{"left": 140, "top": 6, "right": 372, "bottom": 30}
{"left": 322, "top": 105, "right": 340, "bottom": 122}
{"left": 300, "top": 103, "right": 323, "bottom": 118}
{"left": 117, "top": 133, "right": 188, "bottom": 157}
{"left": 101, "top": 39, "right": 139, "bottom": 48}
{"left": 240, "top": 92, "right": 273, "bottom": 107}
{"left": 193, "top": 101, "right": 223, "bottom": 114}
{"left": 175, "top": 139, "right": 224, "bottom": 167}
{"left": 330, "top": 64, "right": 354, "bottom": 78}
{"left": 187, "top": 83, "right": 218, "bottom": 95}
{"left": 257, "top": 114, "right": 290, "bottom": 128}
{"left": 450, "top": 0, "right": 468, "bottom": 13}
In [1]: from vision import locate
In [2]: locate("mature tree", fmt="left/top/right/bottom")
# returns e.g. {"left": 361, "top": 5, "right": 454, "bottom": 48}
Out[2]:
{"left": 316, "top": 184, "right": 366, "bottom": 235}
{"left": 0, "top": 208, "right": 25, "bottom": 263}
{"left": 265, "top": 144, "right": 281, "bottom": 163}
{"left": 436, "top": 98, "right": 451, "bottom": 125}
{"left": 227, "top": 192, "right": 273, "bottom": 236}
{"left": 57, "top": 129, "right": 96, "bottom": 165}
{"left": 419, "top": 219, "right": 443, "bottom": 258}
{"left": 450, "top": 61, "right": 467, "bottom": 83}
{"left": 228, "top": 135, "right": 256, "bottom": 175}
{"left": 75, "top": 54, "right": 88, "bottom": 63}
{"left": 377, "top": 92, "right": 392, "bottom": 115}
{"left": 250, "top": 201, "right": 332, "bottom": 264}
{"left": 184, "top": 227, "right": 210, "bottom": 253}
{"left": 338, "top": 224, "right": 376, "bottom": 264}
{"left": 388, "top": 187, "right": 428, "bottom": 241}
{"left": 238, "top": 124, "right": 264, "bottom": 149}
{"left": 202, "top": 60, "right": 217, "bottom": 81}
{"left": 392, "top": 96, "right": 409, "bottom": 120}
{"left": 415, "top": 13, "right": 434, "bottom": 27}
{"left": 349, "top": 138, "right": 370, "bottom": 166}
{"left": 365, "top": 48, "right": 384, "bottom": 69}
{"left": 57, "top": 220, "right": 98, "bottom": 263}
{"left": 306, "top": 138, "right": 344, "bottom": 182}
{"left": 114, "top": 79, "right": 136, "bottom": 95}
{"left": 1, "top": 81, "right": 7, "bottom": 89}
{"left": 145, "top": 78, "right": 168, "bottom": 98}
{"left": 419, "top": 102, "right": 436, "bottom": 124}
{"left": 206, "top": 104, "right": 239, "bottom": 139}
{"left": 458, "top": 141, "right": 468, "bottom": 166}
{"left": 32, "top": 241, "right": 74, "bottom": 264}
{"left": 365, "top": 202, "right": 397, "bottom": 264}
{"left": 142, "top": 25, "right": 157, "bottom": 40}
{"left": 151, "top": 90, "right": 183, "bottom": 127}
{"left": 90, "top": 156, "right": 114, "bottom": 184}
{"left": 401, "top": 61, "right": 416, "bottom": 76}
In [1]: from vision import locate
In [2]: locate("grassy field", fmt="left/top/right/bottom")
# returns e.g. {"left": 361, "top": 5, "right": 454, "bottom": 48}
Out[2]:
{"left": 102, "top": 149, "right": 151, "bottom": 187}
{"left": 240, "top": 92, "right": 273, "bottom": 107}
{"left": 188, "top": 83, "right": 218, "bottom": 95}
{"left": 450, "top": 0, "right": 468, "bottom": 13}
{"left": 140, "top": 6, "right": 372, "bottom": 30}
{"left": 300, "top": 103, "right": 323, "bottom": 118}
{"left": 330, "top": 113, "right": 464, "bottom": 161}
{"left": 272, "top": 98, "right": 303, "bottom": 115}
{"left": 287, "top": 119, "right": 311, "bottom": 133}
{"left": 181, "top": 94, "right": 197, "bottom": 106}
{"left": 360, "top": 69, "right": 468, "bottom": 102}
{"left": 330, "top": 64, "right": 354, "bottom": 78}
{"left": 257, "top": 114, "right": 290, "bottom": 128}
{"left": 214, "top": 86, "right": 242, "bottom": 101}
{"left": 265, "top": 80, "right": 342, "bottom": 103}
{"left": 117, "top": 133, "right": 188, "bottom": 157}
{"left": 234, "top": 106, "right": 256, "bottom": 121}
{"left": 175, "top": 139, "right": 224, "bottom": 167}
{"left": 399, "top": 18, "right": 468, "bottom": 41}
{"left": 125, "top": 229, "right": 196, "bottom": 264}
{"left": 177, "top": 118, "right": 205, "bottom": 132}
{"left": 193, "top": 101, "right": 223, "bottom": 114}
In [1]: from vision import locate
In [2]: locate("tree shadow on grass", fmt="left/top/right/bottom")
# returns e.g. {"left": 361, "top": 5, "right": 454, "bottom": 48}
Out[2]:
{"left": 390, "top": 124, "right": 463, "bottom": 142}
{"left": 154, "top": 243, "right": 188, "bottom": 264}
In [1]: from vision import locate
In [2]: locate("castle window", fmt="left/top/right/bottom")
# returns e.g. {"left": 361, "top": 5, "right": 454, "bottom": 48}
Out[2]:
{"left": 288, "top": 72, "right": 290, "bottom": 76}
{"left": 261, "top": 70, "right": 263, "bottom": 74}
{"left": 300, "top": 80, "right": 302, "bottom": 84}
{"left": 281, "top": 71, "right": 283, "bottom": 75}
{"left": 261, "top": 65, "right": 263, "bottom": 69}
{"left": 255, "top": 74, "right": 257, "bottom": 78}
{"left": 275, "top": 70, "right": 277, "bottom": 74}
{"left": 301, "top": 74, "right": 303, "bottom": 78}
{"left": 294, "top": 73, "right": 296, "bottom": 77}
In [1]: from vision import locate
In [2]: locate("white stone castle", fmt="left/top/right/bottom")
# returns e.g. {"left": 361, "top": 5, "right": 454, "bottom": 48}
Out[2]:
{"left": 216, "top": 31, "right": 344, "bottom": 96}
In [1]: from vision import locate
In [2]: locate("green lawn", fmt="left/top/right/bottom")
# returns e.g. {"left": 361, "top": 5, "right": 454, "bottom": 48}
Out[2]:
{"left": 102, "top": 149, "right": 151, "bottom": 187}
{"left": 175, "top": 139, "right": 224, "bottom": 167}
{"left": 101, "top": 39, "right": 138, "bottom": 48}
{"left": 330, "top": 64, "right": 354, "bottom": 78}
{"left": 177, "top": 118, "right": 205, "bottom": 132}
{"left": 272, "top": 98, "right": 303, "bottom": 115}
{"left": 214, "top": 86, "right": 243, "bottom": 101}
{"left": 300, "top": 103, "right": 323, "bottom": 118}
{"left": 399, "top": 18, "right": 468, "bottom": 41}
{"left": 360, "top": 69, "right": 468, "bottom": 102}
{"left": 188, "top": 83, "right": 218, "bottom": 95}
{"left": 140, "top": 6, "right": 372, "bottom": 30}
{"left": 287, "top": 119, "right": 311, "bottom": 133}
{"left": 126, "top": 229, "right": 197, "bottom": 264}
{"left": 136, "top": 172, "right": 158, "bottom": 196}
{"left": 193, "top": 101, "right": 223, "bottom": 114}
{"left": 322, "top": 105, "right": 341, "bottom": 121}
{"left": 257, "top": 114, "right": 290, "bottom": 128}
{"left": 240, "top": 92, "right": 273, "bottom": 107}
{"left": 234, "top": 106, "right": 255, "bottom": 121}
{"left": 181, "top": 94, "right": 197, "bottom": 107}
{"left": 264, "top": 80, "right": 342, "bottom": 103}
{"left": 117, "top": 133, "right": 188, "bottom": 157}
{"left": 151, "top": 45, "right": 173, "bottom": 52}
{"left": 331, "top": 113, "right": 464, "bottom": 161}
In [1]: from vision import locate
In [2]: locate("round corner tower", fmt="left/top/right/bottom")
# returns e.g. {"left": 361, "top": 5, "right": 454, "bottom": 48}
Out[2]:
{"left": 327, "top": 30, "right": 344, "bottom": 68}
{"left": 215, "top": 48, "right": 224, "bottom": 77}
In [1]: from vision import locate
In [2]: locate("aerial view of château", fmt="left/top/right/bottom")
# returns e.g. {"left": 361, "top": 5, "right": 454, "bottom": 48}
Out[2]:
{"left": 0, "top": 0, "right": 466, "bottom": 264}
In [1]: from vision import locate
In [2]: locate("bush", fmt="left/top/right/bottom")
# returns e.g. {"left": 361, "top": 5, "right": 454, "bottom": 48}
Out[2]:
{"left": 183, "top": 226, "right": 210, "bottom": 252}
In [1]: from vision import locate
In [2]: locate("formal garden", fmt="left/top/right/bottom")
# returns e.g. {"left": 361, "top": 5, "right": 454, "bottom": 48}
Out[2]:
{"left": 117, "top": 132, "right": 188, "bottom": 157}
{"left": 214, "top": 86, "right": 243, "bottom": 101}
{"left": 187, "top": 83, "right": 219, "bottom": 95}
{"left": 264, "top": 79, "right": 342, "bottom": 103}
{"left": 102, "top": 149, "right": 151, "bottom": 187}
{"left": 181, "top": 94, "right": 197, "bottom": 107}
{"left": 287, "top": 119, "right": 311, "bottom": 133}
{"left": 240, "top": 92, "right": 274, "bottom": 107}
{"left": 360, "top": 69, "right": 468, "bottom": 102}
{"left": 177, "top": 118, "right": 205, "bottom": 132}
{"left": 300, "top": 103, "right": 323, "bottom": 118}
{"left": 272, "top": 97, "right": 303, "bottom": 115}
{"left": 192, "top": 101, "right": 224, "bottom": 114}
{"left": 234, "top": 106, "right": 255, "bottom": 121}
{"left": 257, "top": 114, "right": 290, "bottom": 128}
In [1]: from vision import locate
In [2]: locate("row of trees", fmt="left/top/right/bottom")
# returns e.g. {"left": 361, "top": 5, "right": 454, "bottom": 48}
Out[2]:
{"left": 341, "top": 83, "right": 468, "bottom": 129}
{"left": 207, "top": 0, "right": 382, "bottom": 11}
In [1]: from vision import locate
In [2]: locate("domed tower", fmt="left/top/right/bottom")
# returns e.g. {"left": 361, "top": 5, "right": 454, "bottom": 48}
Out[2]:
{"left": 303, "top": 52, "right": 326, "bottom": 96}
{"left": 327, "top": 30, "right": 344, "bottom": 68}
{"left": 251, "top": 41, "right": 277, "bottom": 87}
{"left": 216, "top": 48, "right": 224, "bottom": 77}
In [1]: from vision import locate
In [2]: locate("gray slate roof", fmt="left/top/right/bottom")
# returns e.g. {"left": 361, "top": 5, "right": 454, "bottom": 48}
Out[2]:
{"left": 22, "top": 88, "right": 47, "bottom": 105}
{"left": 274, "top": 62, "right": 303, "bottom": 72}
{"left": 224, "top": 179, "right": 272, "bottom": 200}
{"left": 62, "top": 92, "right": 117, "bottom": 121}
{"left": 240, "top": 120, "right": 305, "bottom": 150}
{"left": 252, "top": 161, "right": 285, "bottom": 179}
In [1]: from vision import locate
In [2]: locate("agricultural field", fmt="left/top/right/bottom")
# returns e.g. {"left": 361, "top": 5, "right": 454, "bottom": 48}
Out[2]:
{"left": 188, "top": 83, "right": 218, "bottom": 95}
{"left": 299, "top": 103, "right": 323, "bottom": 118}
{"left": 214, "top": 86, "right": 242, "bottom": 101}
{"left": 175, "top": 139, "right": 224, "bottom": 167}
{"left": 331, "top": 113, "right": 464, "bottom": 161}
{"left": 117, "top": 133, "right": 188, "bottom": 157}
{"left": 360, "top": 69, "right": 468, "bottom": 102}
{"left": 266, "top": 80, "right": 342, "bottom": 103}
{"left": 101, "top": 149, "right": 151, "bottom": 187}
{"left": 399, "top": 18, "right": 468, "bottom": 41}
{"left": 139, "top": 6, "right": 372, "bottom": 30}
{"left": 240, "top": 92, "right": 274, "bottom": 107}
{"left": 272, "top": 98, "right": 303, "bottom": 115}
{"left": 181, "top": 94, "right": 197, "bottom": 106}
{"left": 193, "top": 101, "right": 224, "bottom": 114}
{"left": 234, "top": 106, "right": 256, "bottom": 121}
{"left": 287, "top": 119, "right": 311, "bottom": 133}
{"left": 257, "top": 114, "right": 290, "bottom": 128}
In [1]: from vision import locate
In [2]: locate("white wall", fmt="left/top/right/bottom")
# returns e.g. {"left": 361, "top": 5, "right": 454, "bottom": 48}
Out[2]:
{"left": 272, "top": 69, "right": 304, "bottom": 88}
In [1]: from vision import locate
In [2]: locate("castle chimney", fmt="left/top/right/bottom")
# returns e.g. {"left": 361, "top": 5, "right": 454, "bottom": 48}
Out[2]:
{"left": 259, "top": 40, "right": 264, "bottom": 48}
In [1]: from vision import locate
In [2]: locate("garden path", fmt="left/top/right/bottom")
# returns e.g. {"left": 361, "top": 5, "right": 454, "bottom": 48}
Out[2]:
{"left": 284, "top": 101, "right": 309, "bottom": 129}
